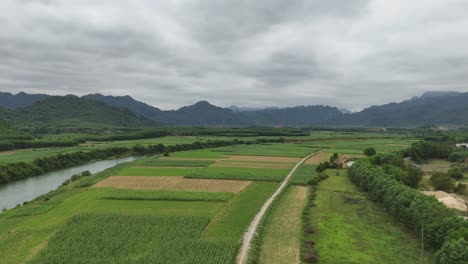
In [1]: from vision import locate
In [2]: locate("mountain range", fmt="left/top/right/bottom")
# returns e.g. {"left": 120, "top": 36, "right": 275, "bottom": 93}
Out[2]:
{"left": 0, "top": 90, "right": 466, "bottom": 128}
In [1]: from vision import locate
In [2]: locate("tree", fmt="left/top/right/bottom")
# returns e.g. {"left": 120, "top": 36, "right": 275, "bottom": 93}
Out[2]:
{"left": 448, "top": 166, "right": 464, "bottom": 180}
{"left": 430, "top": 172, "right": 455, "bottom": 192}
{"left": 363, "top": 147, "right": 377, "bottom": 156}
{"left": 434, "top": 239, "right": 468, "bottom": 264}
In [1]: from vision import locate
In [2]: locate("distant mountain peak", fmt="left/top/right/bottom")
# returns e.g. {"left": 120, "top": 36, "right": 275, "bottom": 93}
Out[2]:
{"left": 420, "top": 91, "right": 461, "bottom": 99}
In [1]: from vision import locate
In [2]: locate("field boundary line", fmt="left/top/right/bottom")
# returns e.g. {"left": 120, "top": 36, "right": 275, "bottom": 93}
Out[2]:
{"left": 236, "top": 149, "right": 324, "bottom": 264}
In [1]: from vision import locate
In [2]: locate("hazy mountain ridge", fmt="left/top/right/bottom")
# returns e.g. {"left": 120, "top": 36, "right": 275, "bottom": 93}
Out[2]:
{"left": 0, "top": 91, "right": 467, "bottom": 127}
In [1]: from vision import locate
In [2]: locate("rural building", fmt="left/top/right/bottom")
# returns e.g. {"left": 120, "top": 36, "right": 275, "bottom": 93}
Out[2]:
{"left": 456, "top": 143, "right": 468, "bottom": 148}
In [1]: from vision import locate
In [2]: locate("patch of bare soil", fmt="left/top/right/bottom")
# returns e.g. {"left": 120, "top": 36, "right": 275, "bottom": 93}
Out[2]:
{"left": 423, "top": 191, "right": 467, "bottom": 212}
{"left": 95, "top": 176, "right": 251, "bottom": 193}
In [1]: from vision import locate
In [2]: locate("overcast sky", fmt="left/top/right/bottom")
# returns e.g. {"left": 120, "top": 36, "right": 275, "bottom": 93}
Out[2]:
{"left": 1, "top": 0, "right": 467, "bottom": 110}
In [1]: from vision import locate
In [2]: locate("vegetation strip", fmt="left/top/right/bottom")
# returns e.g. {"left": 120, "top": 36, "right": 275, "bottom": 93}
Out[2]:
{"left": 258, "top": 186, "right": 308, "bottom": 264}
{"left": 98, "top": 188, "right": 234, "bottom": 202}
{"left": 237, "top": 150, "right": 321, "bottom": 264}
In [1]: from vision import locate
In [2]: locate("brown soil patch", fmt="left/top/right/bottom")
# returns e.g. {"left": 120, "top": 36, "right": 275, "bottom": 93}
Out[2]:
{"left": 225, "top": 155, "right": 300, "bottom": 163}
{"left": 95, "top": 176, "right": 251, "bottom": 193}
{"left": 210, "top": 161, "right": 292, "bottom": 169}
{"left": 305, "top": 152, "right": 330, "bottom": 165}
{"left": 423, "top": 191, "right": 467, "bottom": 212}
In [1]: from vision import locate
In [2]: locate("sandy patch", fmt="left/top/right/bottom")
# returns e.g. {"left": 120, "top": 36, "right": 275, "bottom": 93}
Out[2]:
{"left": 305, "top": 152, "right": 330, "bottom": 165}
{"left": 225, "top": 155, "right": 300, "bottom": 163}
{"left": 210, "top": 161, "right": 292, "bottom": 169}
{"left": 423, "top": 191, "right": 467, "bottom": 212}
{"left": 95, "top": 176, "right": 251, "bottom": 193}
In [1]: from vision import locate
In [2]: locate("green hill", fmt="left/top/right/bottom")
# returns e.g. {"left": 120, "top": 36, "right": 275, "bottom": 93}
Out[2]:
{"left": 11, "top": 96, "right": 157, "bottom": 129}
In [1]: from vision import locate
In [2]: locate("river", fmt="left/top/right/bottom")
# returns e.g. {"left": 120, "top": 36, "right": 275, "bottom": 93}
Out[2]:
{"left": 0, "top": 156, "right": 137, "bottom": 210}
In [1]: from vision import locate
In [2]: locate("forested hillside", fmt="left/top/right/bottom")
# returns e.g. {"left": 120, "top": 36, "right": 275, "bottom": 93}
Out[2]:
{"left": 9, "top": 96, "right": 156, "bottom": 129}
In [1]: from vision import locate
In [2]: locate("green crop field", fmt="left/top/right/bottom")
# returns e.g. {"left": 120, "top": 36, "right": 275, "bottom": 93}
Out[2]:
{"left": 29, "top": 214, "right": 238, "bottom": 264}
{"left": 203, "top": 182, "right": 279, "bottom": 240}
{"left": 116, "top": 166, "right": 194, "bottom": 176}
{"left": 185, "top": 166, "right": 290, "bottom": 182}
{"left": 307, "top": 169, "right": 433, "bottom": 263}
{"left": 138, "top": 158, "right": 215, "bottom": 167}
{"left": 289, "top": 163, "right": 316, "bottom": 185}
{"left": 212, "top": 143, "right": 317, "bottom": 157}
{"left": 98, "top": 188, "right": 234, "bottom": 202}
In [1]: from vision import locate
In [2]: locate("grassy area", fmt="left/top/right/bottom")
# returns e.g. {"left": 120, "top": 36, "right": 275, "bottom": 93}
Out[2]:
{"left": 169, "top": 149, "right": 227, "bottom": 159}
{"left": 289, "top": 163, "right": 317, "bottom": 185}
{"left": 204, "top": 182, "right": 279, "bottom": 240}
{"left": 307, "top": 169, "right": 433, "bottom": 263}
{"left": 257, "top": 186, "right": 308, "bottom": 264}
{"left": 185, "top": 167, "right": 290, "bottom": 182}
{"left": 138, "top": 158, "right": 215, "bottom": 167}
{"left": 98, "top": 188, "right": 234, "bottom": 202}
{"left": 303, "top": 138, "right": 417, "bottom": 154}
{"left": 29, "top": 214, "right": 238, "bottom": 264}
{"left": 116, "top": 166, "right": 194, "bottom": 176}
{"left": 212, "top": 143, "right": 317, "bottom": 157}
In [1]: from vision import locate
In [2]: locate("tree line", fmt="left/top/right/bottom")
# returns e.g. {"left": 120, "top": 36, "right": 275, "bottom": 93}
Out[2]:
{"left": 0, "top": 138, "right": 285, "bottom": 185}
{"left": 348, "top": 159, "right": 468, "bottom": 264}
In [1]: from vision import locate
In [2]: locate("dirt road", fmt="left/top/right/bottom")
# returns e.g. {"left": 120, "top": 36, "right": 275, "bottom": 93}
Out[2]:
{"left": 236, "top": 150, "right": 323, "bottom": 264}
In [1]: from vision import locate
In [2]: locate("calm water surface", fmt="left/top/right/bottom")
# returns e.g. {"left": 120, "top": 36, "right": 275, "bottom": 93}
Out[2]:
{"left": 0, "top": 156, "right": 137, "bottom": 210}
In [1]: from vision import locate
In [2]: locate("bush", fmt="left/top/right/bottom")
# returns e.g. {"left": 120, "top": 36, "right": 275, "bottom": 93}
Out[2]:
{"left": 363, "top": 147, "right": 376, "bottom": 156}
{"left": 430, "top": 172, "right": 455, "bottom": 192}
{"left": 448, "top": 167, "right": 464, "bottom": 180}
{"left": 454, "top": 183, "right": 467, "bottom": 195}
{"left": 434, "top": 238, "right": 468, "bottom": 264}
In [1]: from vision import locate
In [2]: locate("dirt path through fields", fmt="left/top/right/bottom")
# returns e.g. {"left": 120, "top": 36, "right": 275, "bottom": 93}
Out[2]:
{"left": 236, "top": 150, "right": 323, "bottom": 264}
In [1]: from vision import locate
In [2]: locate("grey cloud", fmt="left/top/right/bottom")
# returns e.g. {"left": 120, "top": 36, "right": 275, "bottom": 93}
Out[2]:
{"left": 0, "top": 0, "right": 467, "bottom": 110}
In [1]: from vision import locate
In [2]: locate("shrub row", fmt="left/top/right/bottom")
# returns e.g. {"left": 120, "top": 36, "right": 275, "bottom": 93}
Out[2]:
{"left": 301, "top": 172, "right": 329, "bottom": 263}
{"left": 348, "top": 160, "right": 468, "bottom": 264}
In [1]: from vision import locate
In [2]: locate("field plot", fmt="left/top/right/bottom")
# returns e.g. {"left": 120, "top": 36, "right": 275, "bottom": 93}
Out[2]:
{"left": 258, "top": 186, "right": 308, "bottom": 264}
{"left": 303, "top": 138, "right": 417, "bottom": 154}
{"left": 289, "top": 163, "right": 317, "bottom": 185}
{"left": 204, "top": 182, "right": 279, "bottom": 240}
{"left": 224, "top": 155, "right": 300, "bottom": 163}
{"left": 139, "top": 158, "right": 215, "bottom": 167}
{"left": 29, "top": 214, "right": 238, "bottom": 264}
{"left": 305, "top": 151, "right": 331, "bottom": 165}
{"left": 419, "top": 159, "right": 453, "bottom": 172}
{"left": 210, "top": 161, "right": 293, "bottom": 169}
{"left": 98, "top": 188, "right": 234, "bottom": 202}
{"left": 308, "top": 170, "right": 430, "bottom": 263}
{"left": 95, "top": 176, "right": 251, "bottom": 193}
{"left": 185, "top": 167, "right": 289, "bottom": 182}
{"left": 212, "top": 143, "right": 316, "bottom": 157}
{"left": 116, "top": 166, "right": 194, "bottom": 176}
{"left": 169, "top": 149, "right": 227, "bottom": 159}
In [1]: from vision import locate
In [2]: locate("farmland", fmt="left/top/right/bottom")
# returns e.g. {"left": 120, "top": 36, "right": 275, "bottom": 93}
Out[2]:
{"left": 0, "top": 132, "right": 439, "bottom": 264}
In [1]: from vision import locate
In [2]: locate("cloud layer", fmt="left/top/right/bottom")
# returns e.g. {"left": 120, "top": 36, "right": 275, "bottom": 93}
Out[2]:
{"left": 1, "top": 0, "right": 468, "bottom": 110}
